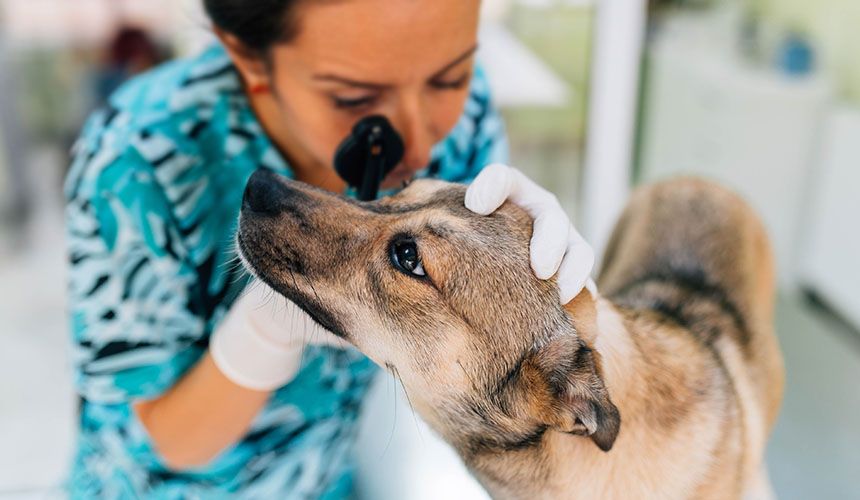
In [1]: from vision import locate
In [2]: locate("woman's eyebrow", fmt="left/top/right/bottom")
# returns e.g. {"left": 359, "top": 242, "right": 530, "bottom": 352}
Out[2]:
{"left": 312, "top": 74, "right": 390, "bottom": 90}
{"left": 429, "top": 44, "right": 479, "bottom": 79}
{"left": 312, "top": 44, "right": 479, "bottom": 89}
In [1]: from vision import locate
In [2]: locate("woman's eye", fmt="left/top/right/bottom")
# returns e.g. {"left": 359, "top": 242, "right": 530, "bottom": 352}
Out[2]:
{"left": 333, "top": 95, "right": 377, "bottom": 109}
{"left": 430, "top": 72, "right": 471, "bottom": 90}
{"left": 390, "top": 239, "right": 426, "bottom": 277}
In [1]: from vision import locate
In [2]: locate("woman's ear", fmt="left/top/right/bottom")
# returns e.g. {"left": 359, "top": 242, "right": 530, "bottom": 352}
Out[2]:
{"left": 519, "top": 334, "right": 621, "bottom": 452}
{"left": 214, "top": 28, "right": 271, "bottom": 89}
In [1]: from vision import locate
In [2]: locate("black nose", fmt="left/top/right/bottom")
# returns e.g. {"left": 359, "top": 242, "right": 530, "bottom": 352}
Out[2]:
{"left": 243, "top": 169, "right": 290, "bottom": 215}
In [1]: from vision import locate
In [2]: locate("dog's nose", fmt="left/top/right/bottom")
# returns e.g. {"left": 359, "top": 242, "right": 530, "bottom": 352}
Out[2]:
{"left": 243, "top": 169, "right": 289, "bottom": 215}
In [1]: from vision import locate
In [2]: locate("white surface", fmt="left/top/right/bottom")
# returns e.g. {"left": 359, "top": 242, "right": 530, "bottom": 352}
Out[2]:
{"left": 478, "top": 23, "right": 571, "bottom": 109}
{"left": 580, "top": 0, "right": 647, "bottom": 264}
{"left": 639, "top": 28, "right": 833, "bottom": 287}
{"left": 353, "top": 374, "right": 489, "bottom": 500}
{"left": 799, "top": 106, "right": 860, "bottom": 329}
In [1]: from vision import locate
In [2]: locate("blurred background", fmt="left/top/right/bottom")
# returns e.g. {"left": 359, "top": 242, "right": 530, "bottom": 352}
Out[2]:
{"left": 0, "top": 0, "right": 858, "bottom": 498}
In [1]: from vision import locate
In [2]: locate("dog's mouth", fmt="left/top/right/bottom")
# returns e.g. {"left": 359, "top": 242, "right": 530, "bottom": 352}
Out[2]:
{"left": 236, "top": 231, "right": 350, "bottom": 340}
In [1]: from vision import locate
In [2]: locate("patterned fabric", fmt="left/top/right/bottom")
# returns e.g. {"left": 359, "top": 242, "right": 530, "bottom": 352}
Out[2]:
{"left": 64, "top": 43, "right": 508, "bottom": 499}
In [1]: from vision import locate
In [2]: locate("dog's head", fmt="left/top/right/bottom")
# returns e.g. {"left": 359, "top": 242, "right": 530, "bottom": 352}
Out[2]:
{"left": 237, "top": 169, "right": 619, "bottom": 460}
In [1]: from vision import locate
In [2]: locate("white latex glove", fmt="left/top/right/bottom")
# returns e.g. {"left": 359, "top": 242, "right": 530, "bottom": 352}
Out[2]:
{"left": 210, "top": 280, "right": 349, "bottom": 392}
{"left": 465, "top": 163, "right": 596, "bottom": 304}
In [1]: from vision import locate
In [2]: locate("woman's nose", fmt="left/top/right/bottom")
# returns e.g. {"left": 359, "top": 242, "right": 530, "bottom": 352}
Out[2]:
{"left": 395, "top": 98, "right": 434, "bottom": 170}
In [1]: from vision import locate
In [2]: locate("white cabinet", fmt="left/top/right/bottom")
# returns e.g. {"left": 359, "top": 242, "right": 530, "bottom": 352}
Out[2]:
{"left": 799, "top": 107, "right": 860, "bottom": 329}
{"left": 639, "top": 36, "right": 833, "bottom": 287}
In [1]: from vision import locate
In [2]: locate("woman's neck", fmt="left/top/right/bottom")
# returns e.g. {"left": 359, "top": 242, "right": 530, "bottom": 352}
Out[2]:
{"left": 247, "top": 90, "right": 347, "bottom": 193}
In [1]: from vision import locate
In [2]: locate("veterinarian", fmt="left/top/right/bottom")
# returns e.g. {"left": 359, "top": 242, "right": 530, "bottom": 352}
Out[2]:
{"left": 64, "top": 0, "right": 594, "bottom": 497}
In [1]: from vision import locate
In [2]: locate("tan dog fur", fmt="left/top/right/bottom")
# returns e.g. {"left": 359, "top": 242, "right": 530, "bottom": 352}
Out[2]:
{"left": 237, "top": 171, "right": 784, "bottom": 499}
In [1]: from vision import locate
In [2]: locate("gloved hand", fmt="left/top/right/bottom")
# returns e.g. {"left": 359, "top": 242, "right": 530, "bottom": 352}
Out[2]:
{"left": 465, "top": 163, "right": 596, "bottom": 304}
{"left": 210, "top": 280, "right": 349, "bottom": 392}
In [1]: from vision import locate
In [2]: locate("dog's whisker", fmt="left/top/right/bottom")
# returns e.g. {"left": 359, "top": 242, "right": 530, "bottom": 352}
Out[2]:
{"left": 301, "top": 273, "right": 323, "bottom": 306}
{"left": 225, "top": 261, "right": 250, "bottom": 286}
{"left": 228, "top": 267, "right": 251, "bottom": 285}
{"left": 225, "top": 261, "right": 247, "bottom": 278}
{"left": 235, "top": 278, "right": 262, "bottom": 302}
{"left": 219, "top": 239, "right": 246, "bottom": 273}
{"left": 218, "top": 259, "right": 241, "bottom": 273}
{"left": 392, "top": 365, "right": 424, "bottom": 444}
{"left": 286, "top": 269, "right": 313, "bottom": 370}
{"left": 298, "top": 272, "right": 332, "bottom": 356}
{"left": 380, "top": 366, "right": 398, "bottom": 459}
{"left": 218, "top": 251, "right": 243, "bottom": 269}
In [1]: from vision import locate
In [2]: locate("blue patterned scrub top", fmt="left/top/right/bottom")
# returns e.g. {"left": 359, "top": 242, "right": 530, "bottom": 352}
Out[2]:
{"left": 64, "top": 44, "right": 507, "bottom": 499}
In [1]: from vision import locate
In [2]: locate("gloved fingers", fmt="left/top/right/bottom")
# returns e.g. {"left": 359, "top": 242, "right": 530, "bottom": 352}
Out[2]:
{"left": 465, "top": 163, "right": 596, "bottom": 304}
{"left": 273, "top": 293, "right": 349, "bottom": 349}
{"left": 529, "top": 206, "right": 570, "bottom": 280}
{"left": 466, "top": 163, "right": 561, "bottom": 217}
{"left": 241, "top": 281, "right": 287, "bottom": 333}
{"left": 465, "top": 163, "right": 516, "bottom": 215}
{"left": 504, "top": 167, "right": 571, "bottom": 280}
{"left": 506, "top": 167, "right": 560, "bottom": 214}
{"left": 556, "top": 225, "right": 596, "bottom": 304}
{"left": 240, "top": 280, "right": 349, "bottom": 348}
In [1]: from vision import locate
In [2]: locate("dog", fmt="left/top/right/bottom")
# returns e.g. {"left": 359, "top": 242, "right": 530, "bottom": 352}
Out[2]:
{"left": 236, "top": 169, "right": 784, "bottom": 499}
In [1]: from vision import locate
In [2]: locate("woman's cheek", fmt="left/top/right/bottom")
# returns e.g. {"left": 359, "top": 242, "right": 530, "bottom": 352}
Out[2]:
{"left": 432, "top": 88, "right": 471, "bottom": 140}
{"left": 307, "top": 107, "right": 355, "bottom": 165}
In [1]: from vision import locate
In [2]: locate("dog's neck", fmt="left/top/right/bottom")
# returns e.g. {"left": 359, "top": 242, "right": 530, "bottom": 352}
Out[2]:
{"left": 471, "top": 292, "right": 649, "bottom": 500}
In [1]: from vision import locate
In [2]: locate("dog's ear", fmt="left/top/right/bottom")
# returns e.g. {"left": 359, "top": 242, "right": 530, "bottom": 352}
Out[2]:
{"left": 519, "top": 334, "right": 621, "bottom": 452}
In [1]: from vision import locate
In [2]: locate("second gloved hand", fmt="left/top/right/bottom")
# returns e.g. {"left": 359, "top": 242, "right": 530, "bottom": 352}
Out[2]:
{"left": 210, "top": 280, "right": 349, "bottom": 392}
{"left": 465, "top": 163, "right": 596, "bottom": 304}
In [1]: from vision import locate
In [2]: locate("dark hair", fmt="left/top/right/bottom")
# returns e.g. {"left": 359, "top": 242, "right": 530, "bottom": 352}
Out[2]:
{"left": 107, "top": 26, "right": 162, "bottom": 66}
{"left": 203, "top": 0, "right": 301, "bottom": 52}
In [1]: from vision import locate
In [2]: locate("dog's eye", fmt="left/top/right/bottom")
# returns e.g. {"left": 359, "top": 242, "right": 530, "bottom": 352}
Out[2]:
{"left": 390, "top": 239, "right": 426, "bottom": 277}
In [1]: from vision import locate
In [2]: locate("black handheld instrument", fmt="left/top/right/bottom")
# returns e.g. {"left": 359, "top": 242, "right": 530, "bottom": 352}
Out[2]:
{"left": 333, "top": 115, "right": 405, "bottom": 201}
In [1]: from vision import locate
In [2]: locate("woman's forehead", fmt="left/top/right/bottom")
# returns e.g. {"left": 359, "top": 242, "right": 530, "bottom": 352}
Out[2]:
{"left": 279, "top": 0, "right": 480, "bottom": 82}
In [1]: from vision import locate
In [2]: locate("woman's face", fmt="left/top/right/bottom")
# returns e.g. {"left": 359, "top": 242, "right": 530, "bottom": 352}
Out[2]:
{"left": 233, "top": 0, "right": 481, "bottom": 189}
